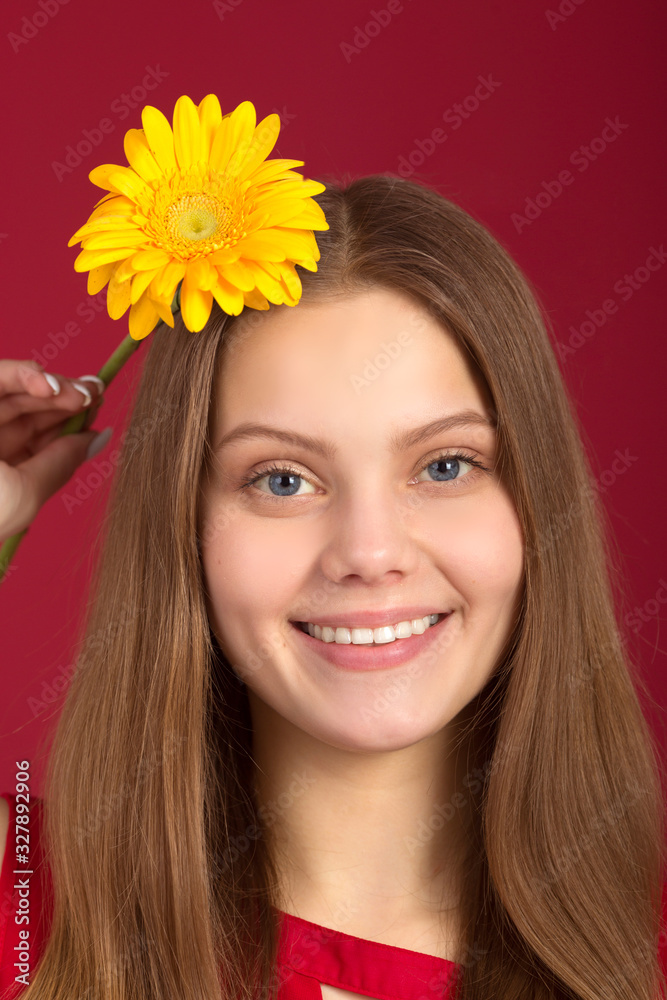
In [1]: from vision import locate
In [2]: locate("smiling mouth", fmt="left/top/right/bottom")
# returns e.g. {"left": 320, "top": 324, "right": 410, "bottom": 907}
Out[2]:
{"left": 293, "top": 613, "right": 449, "bottom": 646}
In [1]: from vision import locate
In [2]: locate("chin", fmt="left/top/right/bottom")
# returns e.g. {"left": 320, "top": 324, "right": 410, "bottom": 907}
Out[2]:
{"left": 291, "top": 701, "right": 448, "bottom": 754}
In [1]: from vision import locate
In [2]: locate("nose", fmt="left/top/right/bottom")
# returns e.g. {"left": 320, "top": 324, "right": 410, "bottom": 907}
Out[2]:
{"left": 317, "top": 483, "right": 421, "bottom": 586}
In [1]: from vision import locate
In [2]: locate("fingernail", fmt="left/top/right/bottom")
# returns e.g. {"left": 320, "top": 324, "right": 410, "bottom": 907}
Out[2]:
{"left": 43, "top": 373, "right": 61, "bottom": 395}
{"left": 86, "top": 427, "right": 113, "bottom": 461}
{"left": 72, "top": 380, "right": 93, "bottom": 408}
{"left": 76, "top": 374, "right": 106, "bottom": 394}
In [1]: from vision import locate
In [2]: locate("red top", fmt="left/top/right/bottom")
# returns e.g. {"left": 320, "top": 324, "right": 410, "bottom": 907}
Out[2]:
{"left": 1, "top": 792, "right": 665, "bottom": 999}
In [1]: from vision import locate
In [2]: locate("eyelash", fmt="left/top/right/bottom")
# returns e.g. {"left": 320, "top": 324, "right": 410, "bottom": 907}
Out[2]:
{"left": 235, "top": 450, "right": 490, "bottom": 498}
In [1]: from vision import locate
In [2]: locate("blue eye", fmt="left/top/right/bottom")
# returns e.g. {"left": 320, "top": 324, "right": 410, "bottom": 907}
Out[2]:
{"left": 415, "top": 453, "right": 478, "bottom": 484}
{"left": 245, "top": 467, "right": 317, "bottom": 498}
{"left": 237, "top": 451, "right": 489, "bottom": 499}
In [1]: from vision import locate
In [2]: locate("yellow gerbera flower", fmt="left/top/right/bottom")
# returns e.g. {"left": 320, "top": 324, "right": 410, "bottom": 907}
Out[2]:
{"left": 69, "top": 95, "right": 329, "bottom": 339}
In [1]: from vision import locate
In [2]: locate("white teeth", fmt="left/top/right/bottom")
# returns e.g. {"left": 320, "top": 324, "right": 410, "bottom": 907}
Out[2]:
{"left": 301, "top": 613, "right": 442, "bottom": 645}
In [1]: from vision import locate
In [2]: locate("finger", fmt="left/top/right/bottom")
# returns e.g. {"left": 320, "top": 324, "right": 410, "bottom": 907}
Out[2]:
{"left": 0, "top": 373, "right": 104, "bottom": 423}
{"left": 0, "top": 393, "right": 105, "bottom": 463}
{"left": 0, "top": 427, "right": 113, "bottom": 539}
{"left": 0, "top": 359, "right": 61, "bottom": 397}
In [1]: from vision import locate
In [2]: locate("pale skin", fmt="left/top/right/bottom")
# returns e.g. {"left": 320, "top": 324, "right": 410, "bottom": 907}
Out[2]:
{"left": 199, "top": 287, "right": 526, "bottom": 997}
{"left": 0, "top": 360, "right": 107, "bottom": 542}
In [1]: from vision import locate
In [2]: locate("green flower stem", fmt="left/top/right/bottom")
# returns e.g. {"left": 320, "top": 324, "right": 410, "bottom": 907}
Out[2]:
{"left": 0, "top": 331, "right": 144, "bottom": 585}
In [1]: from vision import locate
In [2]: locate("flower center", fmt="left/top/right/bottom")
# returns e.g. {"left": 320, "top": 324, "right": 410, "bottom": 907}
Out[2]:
{"left": 171, "top": 197, "right": 221, "bottom": 242}
{"left": 139, "top": 167, "right": 250, "bottom": 261}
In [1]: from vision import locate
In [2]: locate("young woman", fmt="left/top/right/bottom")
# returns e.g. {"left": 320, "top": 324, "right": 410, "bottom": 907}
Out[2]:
{"left": 1, "top": 175, "right": 665, "bottom": 1000}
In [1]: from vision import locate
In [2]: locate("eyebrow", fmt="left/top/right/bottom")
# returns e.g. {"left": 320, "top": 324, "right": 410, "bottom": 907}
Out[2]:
{"left": 215, "top": 410, "right": 495, "bottom": 459}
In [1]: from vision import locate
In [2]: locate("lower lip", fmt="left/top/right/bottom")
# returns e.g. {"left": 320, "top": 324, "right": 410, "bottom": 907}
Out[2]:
{"left": 289, "top": 614, "right": 453, "bottom": 671}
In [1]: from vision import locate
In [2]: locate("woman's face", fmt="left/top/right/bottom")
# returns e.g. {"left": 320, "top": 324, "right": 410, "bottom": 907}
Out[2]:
{"left": 199, "top": 287, "right": 524, "bottom": 752}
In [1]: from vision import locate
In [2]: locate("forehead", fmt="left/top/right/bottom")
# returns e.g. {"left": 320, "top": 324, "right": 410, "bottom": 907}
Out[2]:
{"left": 212, "top": 288, "right": 492, "bottom": 435}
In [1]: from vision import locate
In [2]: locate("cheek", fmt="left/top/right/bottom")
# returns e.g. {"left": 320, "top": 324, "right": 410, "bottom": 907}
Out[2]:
{"left": 200, "top": 503, "right": 306, "bottom": 640}
{"left": 426, "top": 493, "right": 524, "bottom": 603}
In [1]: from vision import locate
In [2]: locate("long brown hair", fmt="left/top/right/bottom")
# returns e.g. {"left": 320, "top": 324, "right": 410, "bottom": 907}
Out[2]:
{"left": 27, "top": 175, "right": 665, "bottom": 999}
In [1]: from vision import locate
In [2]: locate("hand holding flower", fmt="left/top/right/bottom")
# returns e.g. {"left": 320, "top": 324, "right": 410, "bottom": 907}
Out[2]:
{"left": 0, "top": 360, "right": 109, "bottom": 543}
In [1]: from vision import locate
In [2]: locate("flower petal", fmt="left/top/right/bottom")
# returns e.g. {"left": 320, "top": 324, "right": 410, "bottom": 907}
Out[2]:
{"left": 212, "top": 277, "right": 245, "bottom": 315}
{"left": 124, "top": 129, "right": 163, "bottom": 183}
{"left": 80, "top": 229, "right": 147, "bottom": 250}
{"left": 181, "top": 277, "right": 213, "bottom": 331}
{"left": 114, "top": 257, "right": 139, "bottom": 283}
{"left": 242, "top": 287, "right": 270, "bottom": 310}
{"left": 68, "top": 197, "right": 135, "bottom": 243}
{"left": 236, "top": 114, "right": 281, "bottom": 181}
{"left": 275, "top": 261, "right": 302, "bottom": 301}
{"left": 86, "top": 262, "right": 116, "bottom": 295}
{"left": 88, "top": 163, "right": 129, "bottom": 194}
{"left": 128, "top": 295, "right": 160, "bottom": 340}
{"left": 210, "top": 100, "right": 256, "bottom": 174}
{"left": 271, "top": 203, "right": 330, "bottom": 231}
{"left": 152, "top": 260, "right": 186, "bottom": 300}
{"left": 173, "top": 94, "right": 201, "bottom": 170}
{"left": 69, "top": 217, "right": 139, "bottom": 246}
{"left": 242, "top": 260, "right": 287, "bottom": 301}
{"left": 198, "top": 94, "right": 223, "bottom": 159}
{"left": 233, "top": 235, "right": 286, "bottom": 261}
{"left": 193, "top": 257, "right": 219, "bottom": 290}
{"left": 106, "top": 269, "right": 133, "bottom": 319}
{"left": 130, "top": 267, "right": 162, "bottom": 304}
{"left": 141, "top": 105, "right": 177, "bottom": 174}
{"left": 106, "top": 168, "right": 150, "bottom": 202}
{"left": 240, "top": 227, "right": 320, "bottom": 260}
{"left": 149, "top": 294, "right": 175, "bottom": 328}
{"left": 247, "top": 159, "right": 304, "bottom": 186}
{"left": 208, "top": 247, "right": 243, "bottom": 267}
{"left": 292, "top": 256, "right": 318, "bottom": 272}
{"left": 74, "top": 247, "right": 134, "bottom": 271}
{"left": 130, "top": 248, "right": 172, "bottom": 270}
{"left": 225, "top": 104, "right": 260, "bottom": 177}
{"left": 253, "top": 178, "right": 325, "bottom": 201}
{"left": 217, "top": 259, "right": 256, "bottom": 292}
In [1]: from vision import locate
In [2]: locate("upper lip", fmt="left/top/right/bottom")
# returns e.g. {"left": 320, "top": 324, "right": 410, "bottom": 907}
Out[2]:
{"left": 292, "top": 607, "right": 451, "bottom": 629}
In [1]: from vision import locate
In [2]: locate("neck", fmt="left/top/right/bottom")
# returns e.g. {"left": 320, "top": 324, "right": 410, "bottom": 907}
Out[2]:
{"left": 247, "top": 689, "right": 473, "bottom": 958}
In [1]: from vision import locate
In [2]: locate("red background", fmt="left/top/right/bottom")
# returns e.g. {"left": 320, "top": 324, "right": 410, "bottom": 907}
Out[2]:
{"left": 0, "top": 0, "right": 665, "bottom": 794}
